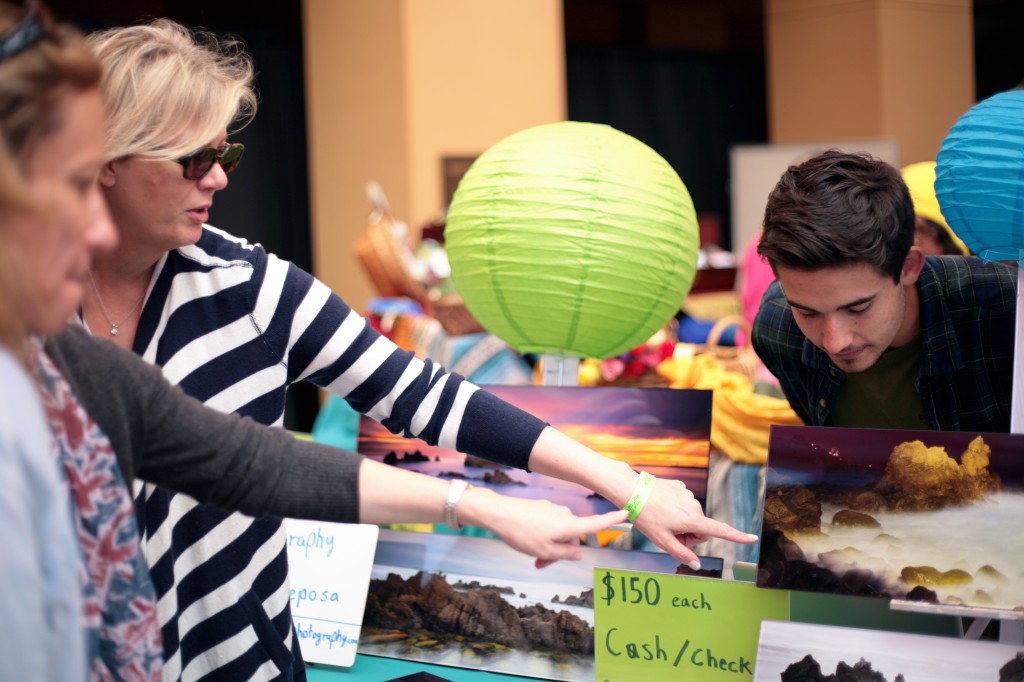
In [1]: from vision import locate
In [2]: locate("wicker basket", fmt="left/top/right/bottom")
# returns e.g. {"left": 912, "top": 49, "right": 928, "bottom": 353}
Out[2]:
{"left": 705, "top": 314, "right": 759, "bottom": 381}
{"left": 430, "top": 294, "right": 485, "bottom": 336}
{"left": 352, "top": 217, "right": 428, "bottom": 306}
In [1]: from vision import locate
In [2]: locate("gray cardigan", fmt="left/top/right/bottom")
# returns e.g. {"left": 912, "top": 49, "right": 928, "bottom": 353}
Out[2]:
{"left": 45, "top": 326, "right": 361, "bottom": 523}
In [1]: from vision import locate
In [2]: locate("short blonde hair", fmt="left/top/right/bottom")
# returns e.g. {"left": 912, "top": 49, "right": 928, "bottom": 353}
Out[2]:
{"left": 87, "top": 18, "right": 257, "bottom": 162}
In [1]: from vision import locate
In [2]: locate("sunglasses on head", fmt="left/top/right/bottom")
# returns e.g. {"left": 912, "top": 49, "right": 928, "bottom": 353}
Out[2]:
{"left": 0, "top": 1, "right": 56, "bottom": 62}
{"left": 176, "top": 143, "right": 245, "bottom": 180}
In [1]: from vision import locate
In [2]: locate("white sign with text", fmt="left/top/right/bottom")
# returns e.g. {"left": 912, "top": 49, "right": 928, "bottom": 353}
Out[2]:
{"left": 284, "top": 520, "right": 379, "bottom": 667}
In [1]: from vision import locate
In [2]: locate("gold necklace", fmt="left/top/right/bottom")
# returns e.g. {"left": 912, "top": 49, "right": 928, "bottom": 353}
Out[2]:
{"left": 87, "top": 270, "right": 147, "bottom": 336}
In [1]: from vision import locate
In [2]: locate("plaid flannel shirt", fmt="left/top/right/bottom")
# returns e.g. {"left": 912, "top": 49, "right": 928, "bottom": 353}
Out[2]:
{"left": 752, "top": 256, "right": 1017, "bottom": 432}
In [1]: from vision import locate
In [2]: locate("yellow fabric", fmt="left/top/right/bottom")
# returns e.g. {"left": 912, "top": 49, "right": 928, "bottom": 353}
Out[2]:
{"left": 901, "top": 161, "right": 969, "bottom": 256}
{"left": 386, "top": 523, "right": 435, "bottom": 532}
{"left": 656, "top": 354, "right": 802, "bottom": 465}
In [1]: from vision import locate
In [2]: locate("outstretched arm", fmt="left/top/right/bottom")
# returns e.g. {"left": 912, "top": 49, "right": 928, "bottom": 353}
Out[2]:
{"left": 47, "top": 327, "right": 626, "bottom": 567}
{"left": 526, "top": 426, "right": 757, "bottom": 569}
{"left": 358, "top": 457, "right": 628, "bottom": 568}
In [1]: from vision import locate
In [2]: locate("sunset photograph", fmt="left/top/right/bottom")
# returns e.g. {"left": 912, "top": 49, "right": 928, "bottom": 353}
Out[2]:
{"left": 357, "top": 386, "right": 713, "bottom": 515}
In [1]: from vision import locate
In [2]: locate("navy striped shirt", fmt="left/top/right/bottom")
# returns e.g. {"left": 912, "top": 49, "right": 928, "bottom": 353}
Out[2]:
{"left": 96, "top": 225, "right": 545, "bottom": 681}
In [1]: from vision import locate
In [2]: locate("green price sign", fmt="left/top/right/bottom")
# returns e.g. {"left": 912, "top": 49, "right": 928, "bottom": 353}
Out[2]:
{"left": 595, "top": 568, "right": 790, "bottom": 681}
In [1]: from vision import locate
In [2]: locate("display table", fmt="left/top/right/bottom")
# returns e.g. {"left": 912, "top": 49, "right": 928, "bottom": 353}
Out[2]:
{"left": 304, "top": 591, "right": 960, "bottom": 682}
{"left": 307, "top": 655, "right": 534, "bottom": 681}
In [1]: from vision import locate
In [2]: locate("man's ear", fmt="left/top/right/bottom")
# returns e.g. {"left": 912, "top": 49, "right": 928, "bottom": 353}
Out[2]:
{"left": 900, "top": 246, "right": 925, "bottom": 286}
{"left": 99, "top": 160, "right": 118, "bottom": 188}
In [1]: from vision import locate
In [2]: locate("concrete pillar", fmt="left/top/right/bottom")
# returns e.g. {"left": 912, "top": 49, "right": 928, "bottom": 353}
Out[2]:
{"left": 303, "top": 0, "right": 565, "bottom": 309}
{"left": 765, "top": 0, "right": 974, "bottom": 165}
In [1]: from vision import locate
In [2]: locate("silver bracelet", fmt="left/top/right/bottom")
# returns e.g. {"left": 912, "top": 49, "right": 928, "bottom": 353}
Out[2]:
{"left": 444, "top": 479, "right": 472, "bottom": 530}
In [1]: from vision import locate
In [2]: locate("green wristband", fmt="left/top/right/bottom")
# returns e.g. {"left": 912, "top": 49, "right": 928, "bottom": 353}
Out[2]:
{"left": 623, "top": 471, "right": 656, "bottom": 522}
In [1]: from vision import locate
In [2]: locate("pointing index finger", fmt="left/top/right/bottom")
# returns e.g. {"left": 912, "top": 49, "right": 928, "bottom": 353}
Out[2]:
{"left": 689, "top": 517, "right": 758, "bottom": 543}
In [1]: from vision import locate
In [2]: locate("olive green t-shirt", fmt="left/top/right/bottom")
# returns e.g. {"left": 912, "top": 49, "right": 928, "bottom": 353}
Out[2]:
{"left": 830, "top": 340, "right": 931, "bottom": 430}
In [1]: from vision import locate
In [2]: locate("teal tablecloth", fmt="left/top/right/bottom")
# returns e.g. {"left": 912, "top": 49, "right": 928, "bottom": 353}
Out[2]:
{"left": 307, "top": 655, "right": 535, "bottom": 681}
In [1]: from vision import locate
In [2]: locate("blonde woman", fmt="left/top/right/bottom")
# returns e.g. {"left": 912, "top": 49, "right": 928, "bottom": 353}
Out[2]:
{"left": 84, "top": 18, "right": 755, "bottom": 680}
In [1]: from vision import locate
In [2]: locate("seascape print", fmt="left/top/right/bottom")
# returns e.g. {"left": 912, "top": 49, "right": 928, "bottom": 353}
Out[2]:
{"left": 754, "top": 620, "right": 1024, "bottom": 681}
{"left": 361, "top": 529, "right": 721, "bottom": 681}
{"left": 358, "top": 386, "right": 713, "bottom": 515}
{"left": 758, "top": 425, "right": 1024, "bottom": 613}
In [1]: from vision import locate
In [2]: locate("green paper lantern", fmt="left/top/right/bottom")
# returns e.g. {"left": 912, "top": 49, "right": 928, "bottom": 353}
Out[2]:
{"left": 445, "top": 121, "right": 699, "bottom": 359}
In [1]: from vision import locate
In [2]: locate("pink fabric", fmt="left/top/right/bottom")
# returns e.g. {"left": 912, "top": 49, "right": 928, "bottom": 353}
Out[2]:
{"left": 31, "top": 339, "right": 162, "bottom": 681}
{"left": 740, "top": 230, "right": 776, "bottom": 331}
{"left": 738, "top": 232, "right": 780, "bottom": 386}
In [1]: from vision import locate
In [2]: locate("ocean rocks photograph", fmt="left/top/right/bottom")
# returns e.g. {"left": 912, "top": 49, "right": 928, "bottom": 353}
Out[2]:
{"left": 754, "top": 620, "right": 1024, "bottom": 681}
{"left": 360, "top": 528, "right": 697, "bottom": 681}
{"left": 757, "top": 426, "right": 1024, "bottom": 612}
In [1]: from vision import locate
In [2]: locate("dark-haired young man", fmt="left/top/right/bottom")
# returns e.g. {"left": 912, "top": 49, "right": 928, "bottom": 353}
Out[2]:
{"left": 751, "top": 150, "right": 1017, "bottom": 431}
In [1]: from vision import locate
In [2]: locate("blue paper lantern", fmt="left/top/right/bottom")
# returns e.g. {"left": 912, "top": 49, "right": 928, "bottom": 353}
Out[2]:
{"left": 445, "top": 121, "right": 699, "bottom": 360}
{"left": 935, "top": 90, "right": 1024, "bottom": 261}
